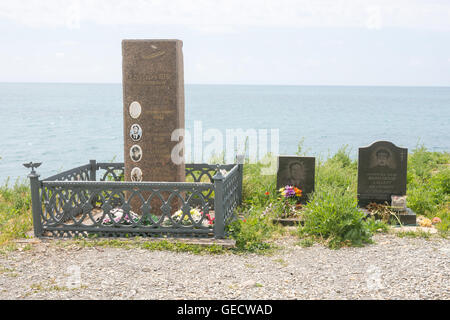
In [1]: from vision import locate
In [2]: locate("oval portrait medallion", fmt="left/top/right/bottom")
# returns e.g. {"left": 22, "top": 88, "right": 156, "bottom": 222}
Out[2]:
{"left": 129, "top": 123, "right": 142, "bottom": 142}
{"left": 129, "top": 101, "right": 142, "bottom": 119}
{"left": 130, "top": 144, "right": 143, "bottom": 162}
{"left": 130, "top": 167, "right": 143, "bottom": 182}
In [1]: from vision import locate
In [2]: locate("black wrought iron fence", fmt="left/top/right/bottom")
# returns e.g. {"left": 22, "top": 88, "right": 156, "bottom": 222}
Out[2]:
{"left": 27, "top": 160, "right": 243, "bottom": 239}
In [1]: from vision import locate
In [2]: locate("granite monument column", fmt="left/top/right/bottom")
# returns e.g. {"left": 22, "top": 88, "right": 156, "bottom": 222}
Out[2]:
{"left": 122, "top": 39, "right": 185, "bottom": 214}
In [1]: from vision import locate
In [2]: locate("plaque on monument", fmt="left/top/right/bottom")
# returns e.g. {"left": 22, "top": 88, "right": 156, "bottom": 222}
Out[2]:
{"left": 276, "top": 156, "right": 315, "bottom": 204}
{"left": 122, "top": 39, "right": 186, "bottom": 214}
{"left": 130, "top": 124, "right": 142, "bottom": 142}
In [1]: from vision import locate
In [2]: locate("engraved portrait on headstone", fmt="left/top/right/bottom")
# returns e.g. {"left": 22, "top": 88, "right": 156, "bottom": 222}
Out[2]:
{"left": 130, "top": 167, "right": 143, "bottom": 182}
{"left": 129, "top": 101, "right": 142, "bottom": 119}
{"left": 130, "top": 124, "right": 142, "bottom": 141}
{"left": 130, "top": 145, "right": 142, "bottom": 162}
{"left": 369, "top": 147, "right": 396, "bottom": 170}
{"left": 286, "top": 161, "right": 306, "bottom": 186}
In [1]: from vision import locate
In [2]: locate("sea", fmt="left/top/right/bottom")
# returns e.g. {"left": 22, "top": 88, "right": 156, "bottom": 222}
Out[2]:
{"left": 0, "top": 83, "right": 449, "bottom": 184}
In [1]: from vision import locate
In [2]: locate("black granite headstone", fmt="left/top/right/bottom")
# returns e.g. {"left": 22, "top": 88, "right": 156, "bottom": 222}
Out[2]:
{"left": 276, "top": 156, "right": 315, "bottom": 204}
{"left": 357, "top": 141, "right": 408, "bottom": 207}
{"left": 357, "top": 141, "right": 415, "bottom": 225}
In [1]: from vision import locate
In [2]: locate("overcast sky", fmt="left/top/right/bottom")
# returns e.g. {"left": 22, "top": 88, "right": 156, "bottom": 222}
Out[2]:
{"left": 1, "top": 0, "right": 449, "bottom": 86}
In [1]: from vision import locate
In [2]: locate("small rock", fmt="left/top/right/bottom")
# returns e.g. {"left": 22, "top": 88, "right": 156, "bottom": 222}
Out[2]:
{"left": 241, "top": 280, "right": 256, "bottom": 288}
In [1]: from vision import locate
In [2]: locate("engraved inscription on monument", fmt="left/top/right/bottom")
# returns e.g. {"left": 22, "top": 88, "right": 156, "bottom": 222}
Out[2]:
{"left": 122, "top": 39, "right": 185, "bottom": 183}
{"left": 122, "top": 39, "right": 185, "bottom": 214}
{"left": 357, "top": 141, "right": 408, "bottom": 207}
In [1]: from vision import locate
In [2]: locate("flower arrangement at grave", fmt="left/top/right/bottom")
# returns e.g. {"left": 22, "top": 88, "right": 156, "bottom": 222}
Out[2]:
{"left": 280, "top": 185, "right": 302, "bottom": 199}
{"left": 98, "top": 207, "right": 214, "bottom": 227}
{"left": 99, "top": 208, "right": 162, "bottom": 226}
{"left": 99, "top": 208, "right": 141, "bottom": 226}
{"left": 276, "top": 185, "right": 303, "bottom": 218}
{"left": 365, "top": 202, "right": 398, "bottom": 223}
{"left": 417, "top": 216, "right": 433, "bottom": 227}
{"left": 170, "top": 208, "right": 214, "bottom": 227}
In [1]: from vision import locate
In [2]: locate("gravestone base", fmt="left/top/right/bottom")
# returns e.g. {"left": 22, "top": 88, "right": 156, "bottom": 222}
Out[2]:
{"left": 395, "top": 208, "right": 416, "bottom": 225}
{"left": 360, "top": 207, "right": 416, "bottom": 225}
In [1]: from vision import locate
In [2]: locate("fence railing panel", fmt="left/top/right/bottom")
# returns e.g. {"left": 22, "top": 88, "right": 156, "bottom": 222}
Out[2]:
{"left": 222, "top": 165, "right": 240, "bottom": 225}
{"left": 39, "top": 180, "right": 214, "bottom": 238}
{"left": 29, "top": 161, "right": 242, "bottom": 239}
{"left": 42, "top": 164, "right": 91, "bottom": 182}
{"left": 96, "top": 162, "right": 124, "bottom": 182}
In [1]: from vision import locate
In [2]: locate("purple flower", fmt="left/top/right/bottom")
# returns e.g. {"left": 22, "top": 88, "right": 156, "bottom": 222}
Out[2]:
{"left": 284, "top": 185, "right": 296, "bottom": 198}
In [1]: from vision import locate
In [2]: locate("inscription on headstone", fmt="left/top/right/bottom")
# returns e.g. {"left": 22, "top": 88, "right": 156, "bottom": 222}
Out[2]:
{"left": 122, "top": 39, "right": 185, "bottom": 184}
{"left": 276, "top": 156, "right": 315, "bottom": 204}
{"left": 357, "top": 141, "right": 407, "bottom": 207}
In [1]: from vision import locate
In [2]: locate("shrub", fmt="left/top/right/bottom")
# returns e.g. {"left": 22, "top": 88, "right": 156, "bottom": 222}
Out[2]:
{"left": 406, "top": 145, "right": 449, "bottom": 232}
{"left": 241, "top": 154, "right": 279, "bottom": 208}
{"left": 0, "top": 179, "right": 33, "bottom": 246}
{"left": 227, "top": 206, "right": 279, "bottom": 253}
{"left": 315, "top": 146, "right": 357, "bottom": 193}
{"left": 327, "top": 145, "right": 356, "bottom": 169}
{"left": 299, "top": 185, "right": 374, "bottom": 249}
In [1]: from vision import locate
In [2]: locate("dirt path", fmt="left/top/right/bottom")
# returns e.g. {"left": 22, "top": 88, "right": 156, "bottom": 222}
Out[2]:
{"left": 1, "top": 234, "right": 449, "bottom": 300}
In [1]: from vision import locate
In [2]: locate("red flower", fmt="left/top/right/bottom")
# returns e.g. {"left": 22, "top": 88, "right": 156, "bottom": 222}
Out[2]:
{"left": 265, "top": 191, "right": 270, "bottom": 196}
{"left": 206, "top": 213, "right": 215, "bottom": 225}
{"left": 432, "top": 217, "right": 441, "bottom": 224}
{"left": 243, "top": 219, "right": 247, "bottom": 223}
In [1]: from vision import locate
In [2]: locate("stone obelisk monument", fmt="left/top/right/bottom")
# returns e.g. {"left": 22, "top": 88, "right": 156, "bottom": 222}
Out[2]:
{"left": 122, "top": 39, "right": 185, "bottom": 213}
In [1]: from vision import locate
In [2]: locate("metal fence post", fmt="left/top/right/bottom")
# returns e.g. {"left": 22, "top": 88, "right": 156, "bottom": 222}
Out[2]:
{"left": 28, "top": 171, "right": 43, "bottom": 238}
{"left": 213, "top": 169, "right": 225, "bottom": 239}
{"left": 89, "top": 159, "right": 97, "bottom": 181}
{"left": 235, "top": 154, "right": 244, "bottom": 205}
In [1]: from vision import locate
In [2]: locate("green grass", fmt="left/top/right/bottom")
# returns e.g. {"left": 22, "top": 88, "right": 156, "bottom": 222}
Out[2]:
{"left": 406, "top": 145, "right": 450, "bottom": 232}
{"left": 0, "top": 178, "right": 33, "bottom": 246}
{"left": 395, "top": 230, "right": 432, "bottom": 239}
{"left": 296, "top": 146, "right": 388, "bottom": 248}
{"left": 0, "top": 142, "right": 448, "bottom": 252}
{"left": 58, "top": 237, "right": 228, "bottom": 255}
{"left": 232, "top": 143, "right": 448, "bottom": 249}
{"left": 226, "top": 156, "right": 284, "bottom": 253}
{"left": 299, "top": 185, "right": 383, "bottom": 249}
{"left": 296, "top": 237, "right": 315, "bottom": 248}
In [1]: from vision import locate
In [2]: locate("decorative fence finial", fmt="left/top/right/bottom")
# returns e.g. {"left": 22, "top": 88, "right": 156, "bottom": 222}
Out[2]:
{"left": 23, "top": 162, "right": 42, "bottom": 174}
{"left": 214, "top": 164, "right": 224, "bottom": 179}
{"left": 236, "top": 154, "right": 245, "bottom": 164}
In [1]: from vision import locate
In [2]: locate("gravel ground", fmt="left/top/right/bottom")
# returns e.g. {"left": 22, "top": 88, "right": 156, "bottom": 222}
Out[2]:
{"left": 0, "top": 234, "right": 449, "bottom": 300}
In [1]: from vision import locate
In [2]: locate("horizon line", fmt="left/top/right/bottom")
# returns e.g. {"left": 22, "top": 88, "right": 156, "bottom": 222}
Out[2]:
{"left": 0, "top": 81, "right": 449, "bottom": 88}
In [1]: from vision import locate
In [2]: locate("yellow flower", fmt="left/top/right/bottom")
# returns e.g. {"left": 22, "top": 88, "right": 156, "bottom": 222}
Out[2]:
{"left": 419, "top": 218, "right": 432, "bottom": 227}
